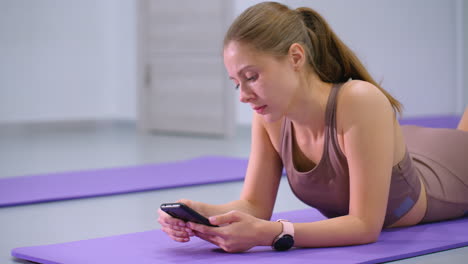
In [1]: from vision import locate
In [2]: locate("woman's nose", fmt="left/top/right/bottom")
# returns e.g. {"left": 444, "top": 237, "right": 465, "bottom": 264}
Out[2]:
{"left": 239, "top": 85, "right": 255, "bottom": 103}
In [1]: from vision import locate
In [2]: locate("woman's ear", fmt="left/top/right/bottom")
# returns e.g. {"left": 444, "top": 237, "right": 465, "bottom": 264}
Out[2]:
{"left": 288, "top": 43, "right": 306, "bottom": 71}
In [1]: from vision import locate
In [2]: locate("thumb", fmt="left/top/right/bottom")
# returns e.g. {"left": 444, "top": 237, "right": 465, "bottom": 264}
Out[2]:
{"left": 209, "top": 210, "right": 242, "bottom": 226}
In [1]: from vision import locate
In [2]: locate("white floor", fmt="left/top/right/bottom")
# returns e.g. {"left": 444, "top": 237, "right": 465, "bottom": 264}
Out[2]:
{"left": 0, "top": 122, "right": 466, "bottom": 263}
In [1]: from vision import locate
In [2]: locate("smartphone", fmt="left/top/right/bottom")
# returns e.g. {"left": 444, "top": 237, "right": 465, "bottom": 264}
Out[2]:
{"left": 160, "top": 202, "right": 218, "bottom": 227}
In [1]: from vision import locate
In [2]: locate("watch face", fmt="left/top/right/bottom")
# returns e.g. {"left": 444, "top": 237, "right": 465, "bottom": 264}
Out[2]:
{"left": 274, "top": 234, "right": 294, "bottom": 251}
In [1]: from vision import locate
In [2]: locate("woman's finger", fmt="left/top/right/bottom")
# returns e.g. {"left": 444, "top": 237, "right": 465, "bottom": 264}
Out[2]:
{"left": 187, "top": 222, "right": 224, "bottom": 238}
{"left": 194, "top": 230, "right": 222, "bottom": 246}
{"left": 158, "top": 208, "right": 187, "bottom": 227}
{"left": 161, "top": 226, "right": 186, "bottom": 237}
{"left": 172, "top": 236, "right": 190, "bottom": 243}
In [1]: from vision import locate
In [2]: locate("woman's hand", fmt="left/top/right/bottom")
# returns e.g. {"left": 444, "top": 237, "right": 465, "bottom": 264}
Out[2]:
{"left": 188, "top": 210, "right": 279, "bottom": 253}
{"left": 157, "top": 199, "right": 198, "bottom": 243}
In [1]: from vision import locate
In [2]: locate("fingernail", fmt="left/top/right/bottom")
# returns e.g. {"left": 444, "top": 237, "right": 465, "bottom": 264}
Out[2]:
{"left": 183, "top": 238, "right": 189, "bottom": 242}
{"left": 178, "top": 222, "right": 186, "bottom": 227}
{"left": 209, "top": 216, "right": 216, "bottom": 222}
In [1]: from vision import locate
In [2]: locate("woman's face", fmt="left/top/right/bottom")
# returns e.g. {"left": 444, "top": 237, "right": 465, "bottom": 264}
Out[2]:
{"left": 223, "top": 41, "right": 299, "bottom": 123}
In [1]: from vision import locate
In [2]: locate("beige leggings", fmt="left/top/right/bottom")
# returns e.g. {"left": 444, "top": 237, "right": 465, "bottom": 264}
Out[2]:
{"left": 402, "top": 125, "right": 468, "bottom": 223}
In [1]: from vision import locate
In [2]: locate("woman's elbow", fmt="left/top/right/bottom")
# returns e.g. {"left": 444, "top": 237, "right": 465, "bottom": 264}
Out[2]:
{"left": 356, "top": 226, "right": 381, "bottom": 244}
{"left": 359, "top": 232, "right": 380, "bottom": 244}
{"left": 352, "top": 217, "right": 382, "bottom": 244}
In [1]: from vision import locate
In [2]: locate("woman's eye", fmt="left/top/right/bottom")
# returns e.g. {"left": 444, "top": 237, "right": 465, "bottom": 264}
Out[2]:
{"left": 246, "top": 75, "right": 258, "bottom": 81}
{"left": 233, "top": 74, "right": 256, "bottom": 90}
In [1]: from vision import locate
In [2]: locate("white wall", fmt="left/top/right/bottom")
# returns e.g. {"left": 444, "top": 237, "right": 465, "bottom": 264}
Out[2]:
{"left": 234, "top": 0, "right": 463, "bottom": 125}
{"left": 0, "top": 0, "right": 137, "bottom": 123}
{"left": 0, "top": 0, "right": 463, "bottom": 126}
{"left": 464, "top": 0, "right": 468, "bottom": 108}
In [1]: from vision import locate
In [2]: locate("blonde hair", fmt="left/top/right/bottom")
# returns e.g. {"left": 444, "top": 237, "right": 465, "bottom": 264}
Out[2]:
{"left": 224, "top": 1, "right": 402, "bottom": 114}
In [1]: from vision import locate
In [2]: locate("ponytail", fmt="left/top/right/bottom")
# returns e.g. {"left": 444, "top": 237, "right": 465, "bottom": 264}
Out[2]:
{"left": 225, "top": 2, "right": 402, "bottom": 114}
{"left": 296, "top": 7, "right": 402, "bottom": 114}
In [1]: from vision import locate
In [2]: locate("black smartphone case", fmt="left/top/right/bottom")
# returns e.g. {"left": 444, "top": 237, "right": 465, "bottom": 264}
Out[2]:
{"left": 160, "top": 203, "right": 219, "bottom": 227}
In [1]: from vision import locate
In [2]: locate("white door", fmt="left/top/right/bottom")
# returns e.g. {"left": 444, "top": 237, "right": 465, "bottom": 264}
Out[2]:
{"left": 137, "top": 0, "right": 235, "bottom": 137}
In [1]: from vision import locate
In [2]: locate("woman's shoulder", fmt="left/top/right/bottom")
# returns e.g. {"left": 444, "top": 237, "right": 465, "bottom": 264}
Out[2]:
{"left": 252, "top": 113, "right": 284, "bottom": 154}
{"left": 338, "top": 80, "right": 394, "bottom": 117}
{"left": 340, "top": 80, "right": 384, "bottom": 99}
{"left": 336, "top": 80, "right": 397, "bottom": 137}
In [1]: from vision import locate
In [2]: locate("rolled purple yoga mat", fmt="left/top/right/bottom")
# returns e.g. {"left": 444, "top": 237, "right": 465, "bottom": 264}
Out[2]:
{"left": 12, "top": 208, "right": 468, "bottom": 264}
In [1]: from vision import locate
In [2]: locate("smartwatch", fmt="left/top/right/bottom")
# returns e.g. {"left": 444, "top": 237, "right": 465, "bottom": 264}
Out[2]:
{"left": 272, "top": 219, "right": 295, "bottom": 251}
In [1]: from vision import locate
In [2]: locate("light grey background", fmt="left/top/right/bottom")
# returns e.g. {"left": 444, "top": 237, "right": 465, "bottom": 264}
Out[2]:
{"left": 0, "top": 0, "right": 466, "bottom": 126}
{"left": 0, "top": 0, "right": 137, "bottom": 123}
{"left": 464, "top": 0, "right": 468, "bottom": 106}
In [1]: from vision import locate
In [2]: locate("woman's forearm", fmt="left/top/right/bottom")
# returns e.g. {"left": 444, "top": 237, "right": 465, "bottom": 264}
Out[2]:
{"left": 257, "top": 214, "right": 380, "bottom": 248}
{"left": 200, "top": 199, "right": 273, "bottom": 220}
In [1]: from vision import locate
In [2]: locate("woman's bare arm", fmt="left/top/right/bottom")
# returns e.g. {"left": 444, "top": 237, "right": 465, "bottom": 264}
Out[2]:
{"left": 199, "top": 112, "right": 284, "bottom": 219}
{"left": 269, "top": 81, "right": 395, "bottom": 247}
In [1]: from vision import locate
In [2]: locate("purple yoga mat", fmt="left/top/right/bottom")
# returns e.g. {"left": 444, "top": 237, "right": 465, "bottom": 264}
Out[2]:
{"left": 399, "top": 115, "right": 460, "bottom": 128}
{"left": 0, "top": 156, "right": 248, "bottom": 207}
{"left": 12, "top": 208, "right": 468, "bottom": 264}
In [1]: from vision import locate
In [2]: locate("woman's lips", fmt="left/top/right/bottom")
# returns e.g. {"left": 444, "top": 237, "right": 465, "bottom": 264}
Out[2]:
{"left": 253, "top": 105, "right": 267, "bottom": 114}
